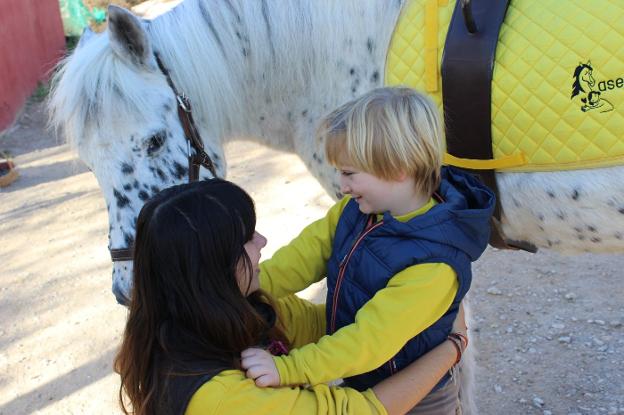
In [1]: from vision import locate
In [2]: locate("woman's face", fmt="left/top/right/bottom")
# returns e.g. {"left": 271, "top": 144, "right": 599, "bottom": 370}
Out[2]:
{"left": 237, "top": 231, "right": 267, "bottom": 295}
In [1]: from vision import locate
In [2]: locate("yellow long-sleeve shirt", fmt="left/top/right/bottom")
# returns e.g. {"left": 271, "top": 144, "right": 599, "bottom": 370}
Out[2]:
{"left": 186, "top": 295, "right": 388, "bottom": 415}
{"left": 259, "top": 197, "right": 458, "bottom": 386}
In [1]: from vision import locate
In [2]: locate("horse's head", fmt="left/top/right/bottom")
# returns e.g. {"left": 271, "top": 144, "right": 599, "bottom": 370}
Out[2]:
{"left": 49, "top": 6, "right": 220, "bottom": 305}
{"left": 571, "top": 61, "right": 595, "bottom": 98}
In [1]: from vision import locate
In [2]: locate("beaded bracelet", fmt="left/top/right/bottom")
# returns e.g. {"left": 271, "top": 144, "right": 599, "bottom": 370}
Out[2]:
{"left": 448, "top": 332, "right": 468, "bottom": 351}
{"left": 447, "top": 336, "right": 462, "bottom": 365}
{"left": 447, "top": 332, "right": 468, "bottom": 365}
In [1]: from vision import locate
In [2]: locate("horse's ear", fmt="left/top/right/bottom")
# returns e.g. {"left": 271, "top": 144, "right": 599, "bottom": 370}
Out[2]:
{"left": 107, "top": 5, "right": 152, "bottom": 66}
{"left": 77, "top": 27, "right": 96, "bottom": 49}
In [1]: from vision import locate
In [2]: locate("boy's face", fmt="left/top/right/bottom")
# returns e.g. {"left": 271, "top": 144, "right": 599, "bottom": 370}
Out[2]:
{"left": 338, "top": 164, "right": 406, "bottom": 215}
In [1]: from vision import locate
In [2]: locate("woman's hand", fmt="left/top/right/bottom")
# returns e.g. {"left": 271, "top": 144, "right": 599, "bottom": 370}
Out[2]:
{"left": 241, "top": 348, "right": 281, "bottom": 387}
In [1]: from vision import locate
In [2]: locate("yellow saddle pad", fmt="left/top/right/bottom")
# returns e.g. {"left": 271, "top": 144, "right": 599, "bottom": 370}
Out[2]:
{"left": 386, "top": 0, "right": 624, "bottom": 172}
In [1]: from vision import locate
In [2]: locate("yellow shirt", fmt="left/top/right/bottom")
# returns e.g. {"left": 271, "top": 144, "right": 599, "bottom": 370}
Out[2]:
{"left": 260, "top": 197, "right": 458, "bottom": 386}
{"left": 186, "top": 295, "right": 388, "bottom": 415}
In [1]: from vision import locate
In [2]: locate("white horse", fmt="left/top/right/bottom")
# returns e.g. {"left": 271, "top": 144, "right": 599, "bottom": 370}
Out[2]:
{"left": 49, "top": 0, "right": 624, "bottom": 302}
{"left": 48, "top": 2, "right": 624, "bottom": 411}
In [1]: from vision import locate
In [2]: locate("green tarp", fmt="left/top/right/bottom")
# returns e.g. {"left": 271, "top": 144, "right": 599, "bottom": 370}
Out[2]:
{"left": 59, "top": 0, "right": 106, "bottom": 37}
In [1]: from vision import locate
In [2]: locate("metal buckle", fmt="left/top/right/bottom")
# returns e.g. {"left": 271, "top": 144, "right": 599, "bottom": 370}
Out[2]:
{"left": 177, "top": 93, "right": 191, "bottom": 112}
{"left": 186, "top": 140, "right": 192, "bottom": 159}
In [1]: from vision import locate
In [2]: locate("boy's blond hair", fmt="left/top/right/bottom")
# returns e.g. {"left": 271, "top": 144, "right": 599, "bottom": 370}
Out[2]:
{"left": 320, "top": 87, "right": 445, "bottom": 196}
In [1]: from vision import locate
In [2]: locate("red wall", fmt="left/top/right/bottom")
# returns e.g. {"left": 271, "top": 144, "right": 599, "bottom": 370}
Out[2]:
{"left": 0, "top": 0, "right": 65, "bottom": 131}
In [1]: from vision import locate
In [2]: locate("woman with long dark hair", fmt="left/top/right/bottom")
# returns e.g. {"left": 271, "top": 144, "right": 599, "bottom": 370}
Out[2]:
{"left": 114, "top": 179, "right": 467, "bottom": 415}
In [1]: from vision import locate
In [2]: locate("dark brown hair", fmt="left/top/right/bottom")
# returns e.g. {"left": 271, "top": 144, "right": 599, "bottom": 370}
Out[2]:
{"left": 114, "top": 179, "right": 287, "bottom": 415}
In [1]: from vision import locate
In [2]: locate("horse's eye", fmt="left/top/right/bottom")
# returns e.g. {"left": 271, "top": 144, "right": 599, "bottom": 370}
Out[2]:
{"left": 147, "top": 132, "right": 166, "bottom": 156}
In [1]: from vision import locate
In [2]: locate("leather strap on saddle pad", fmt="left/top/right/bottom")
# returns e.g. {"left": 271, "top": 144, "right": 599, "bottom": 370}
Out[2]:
{"left": 441, "top": 0, "right": 535, "bottom": 252}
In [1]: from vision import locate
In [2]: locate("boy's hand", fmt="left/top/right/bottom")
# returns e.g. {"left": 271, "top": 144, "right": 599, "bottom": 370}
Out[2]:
{"left": 241, "top": 348, "right": 280, "bottom": 387}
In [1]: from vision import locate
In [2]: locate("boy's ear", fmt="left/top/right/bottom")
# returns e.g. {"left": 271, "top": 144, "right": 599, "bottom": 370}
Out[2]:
{"left": 395, "top": 171, "right": 409, "bottom": 182}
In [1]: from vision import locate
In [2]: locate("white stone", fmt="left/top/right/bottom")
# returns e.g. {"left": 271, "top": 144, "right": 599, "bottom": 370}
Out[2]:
{"left": 487, "top": 286, "right": 503, "bottom": 295}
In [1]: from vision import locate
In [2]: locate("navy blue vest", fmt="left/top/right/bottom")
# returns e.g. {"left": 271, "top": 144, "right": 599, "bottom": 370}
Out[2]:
{"left": 325, "top": 167, "right": 494, "bottom": 391}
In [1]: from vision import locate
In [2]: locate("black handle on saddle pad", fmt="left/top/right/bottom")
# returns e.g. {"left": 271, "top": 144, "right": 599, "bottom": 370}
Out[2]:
{"left": 441, "top": 0, "right": 538, "bottom": 252}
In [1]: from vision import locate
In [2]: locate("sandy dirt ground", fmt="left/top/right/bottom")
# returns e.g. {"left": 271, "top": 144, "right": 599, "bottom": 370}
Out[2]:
{"left": 1, "top": 97, "right": 623, "bottom": 415}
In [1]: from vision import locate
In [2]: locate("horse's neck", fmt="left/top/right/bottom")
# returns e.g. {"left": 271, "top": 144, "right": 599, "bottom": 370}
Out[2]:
{"left": 148, "top": 0, "right": 402, "bottom": 149}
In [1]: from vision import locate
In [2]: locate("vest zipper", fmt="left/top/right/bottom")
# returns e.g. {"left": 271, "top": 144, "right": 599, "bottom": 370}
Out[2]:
{"left": 330, "top": 217, "right": 384, "bottom": 333}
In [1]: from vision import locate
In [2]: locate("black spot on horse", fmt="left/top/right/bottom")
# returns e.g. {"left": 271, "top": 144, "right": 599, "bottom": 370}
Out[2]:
{"left": 172, "top": 162, "right": 187, "bottom": 180}
{"left": 587, "top": 225, "right": 597, "bottom": 233}
{"left": 538, "top": 214, "right": 544, "bottom": 222}
{"left": 618, "top": 207, "right": 624, "bottom": 214}
{"left": 590, "top": 237, "right": 601, "bottom": 243}
{"left": 547, "top": 191, "right": 555, "bottom": 198}
{"left": 571, "top": 189, "right": 580, "bottom": 200}
{"left": 334, "top": 191, "right": 342, "bottom": 199}
{"left": 370, "top": 71, "right": 379, "bottom": 83}
{"left": 155, "top": 168, "right": 167, "bottom": 181}
{"left": 349, "top": 68, "right": 356, "bottom": 76}
{"left": 302, "top": 110, "right": 308, "bottom": 117}
{"left": 351, "top": 77, "right": 361, "bottom": 94}
{"left": 312, "top": 153, "right": 322, "bottom": 163}
{"left": 113, "top": 188, "right": 130, "bottom": 208}
{"left": 151, "top": 185, "right": 161, "bottom": 194}
{"left": 260, "top": 116, "right": 265, "bottom": 121}
{"left": 121, "top": 163, "right": 134, "bottom": 175}
{"left": 138, "top": 190, "right": 149, "bottom": 201}
{"left": 556, "top": 212, "right": 565, "bottom": 220}
{"left": 615, "top": 232, "right": 623, "bottom": 240}
{"left": 366, "top": 38, "right": 374, "bottom": 54}
{"left": 124, "top": 232, "right": 134, "bottom": 246}
{"left": 123, "top": 184, "right": 132, "bottom": 191}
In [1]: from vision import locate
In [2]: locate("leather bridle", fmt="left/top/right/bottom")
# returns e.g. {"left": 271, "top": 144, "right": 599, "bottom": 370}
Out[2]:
{"left": 109, "top": 52, "right": 218, "bottom": 262}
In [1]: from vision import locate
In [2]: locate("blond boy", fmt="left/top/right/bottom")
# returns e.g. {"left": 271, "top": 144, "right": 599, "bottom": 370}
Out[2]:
{"left": 242, "top": 87, "right": 494, "bottom": 413}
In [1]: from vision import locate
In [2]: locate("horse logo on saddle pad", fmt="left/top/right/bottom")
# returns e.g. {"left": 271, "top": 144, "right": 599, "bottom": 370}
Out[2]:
{"left": 572, "top": 61, "right": 615, "bottom": 113}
